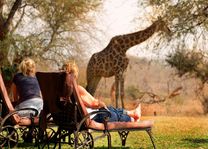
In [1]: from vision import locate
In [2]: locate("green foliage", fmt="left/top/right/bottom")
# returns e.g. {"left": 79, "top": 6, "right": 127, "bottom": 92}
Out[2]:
{"left": 145, "top": 0, "right": 208, "bottom": 34}
{"left": 0, "top": 35, "right": 15, "bottom": 65}
{"left": 33, "top": 0, "right": 101, "bottom": 30}
{"left": 166, "top": 50, "right": 200, "bottom": 75}
{"left": 1, "top": 64, "right": 17, "bottom": 82}
{"left": 148, "top": 0, "right": 208, "bottom": 114}
{"left": 166, "top": 49, "right": 208, "bottom": 114}
{"left": 141, "top": 0, "right": 208, "bottom": 56}
{"left": 166, "top": 50, "right": 208, "bottom": 83}
{"left": 0, "top": 0, "right": 102, "bottom": 66}
{"left": 125, "top": 85, "right": 142, "bottom": 100}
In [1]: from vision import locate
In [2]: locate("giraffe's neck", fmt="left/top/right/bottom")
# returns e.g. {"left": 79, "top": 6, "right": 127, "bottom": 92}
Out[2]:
{"left": 113, "top": 23, "right": 157, "bottom": 53}
{"left": 130, "top": 23, "right": 157, "bottom": 44}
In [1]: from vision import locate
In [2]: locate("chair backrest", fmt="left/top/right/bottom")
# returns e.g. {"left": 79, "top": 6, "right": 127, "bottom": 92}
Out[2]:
{"left": 0, "top": 73, "right": 20, "bottom": 123}
{"left": 36, "top": 72, "right": 67, "bottom": 114}
{"left": 36, "top": 72, "right": 79, "bottom": 126}
{"left": 36, "top": 72, "right": 90, "bottom": 127}
{"left": 69, "top": 74, "right": 106, "bottom": 130}
{"left": 69, "top": 74, "right": 91, "bottom": 126}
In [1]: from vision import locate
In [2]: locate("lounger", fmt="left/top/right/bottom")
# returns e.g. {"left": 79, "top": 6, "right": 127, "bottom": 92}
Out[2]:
{"left": 0, "top": 73, "right": 39, "bottom": 148}
{"left": 36, "top": 72, "right": 156, "bottom": 149}
{"left": 71, "top": 74, "right": 156, "bottom": 148}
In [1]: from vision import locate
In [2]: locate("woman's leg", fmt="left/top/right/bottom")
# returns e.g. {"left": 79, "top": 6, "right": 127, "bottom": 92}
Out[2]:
{"left": 93, "top": 106, "right": 119, "bottom": 123}
{"left": 92, "top": 105, "right": 141, "bottom": 123}
{"left": 92, "top": 106, "right": 131, "bottom": 123}
{"left": 108, "top": 106, "right": 131, "bottom": 122}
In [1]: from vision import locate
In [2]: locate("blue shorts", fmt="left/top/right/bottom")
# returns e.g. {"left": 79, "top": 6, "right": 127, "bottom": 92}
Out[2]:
{"left": 92, "top": 106, "right": 131, "bottom": 123}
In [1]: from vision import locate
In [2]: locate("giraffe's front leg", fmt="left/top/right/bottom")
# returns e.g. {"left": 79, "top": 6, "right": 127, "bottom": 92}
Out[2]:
{"left": 115, "top": 75, "right": 120, "bottom": 108}
{"left": 110, "top": 82, "right": 116, "bottom": 107}
{"left": 120, "top": 75, "right": 125, "bottom": 108}
{"left": 86, "top": 76, "right": 101, "bottom": 96}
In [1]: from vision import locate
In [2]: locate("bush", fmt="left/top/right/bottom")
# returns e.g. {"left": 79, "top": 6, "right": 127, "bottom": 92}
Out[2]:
{"left": 125, "top": 85, "right": 142, "bottom": 100}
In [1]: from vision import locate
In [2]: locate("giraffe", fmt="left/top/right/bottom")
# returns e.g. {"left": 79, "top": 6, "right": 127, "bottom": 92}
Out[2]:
{"left": 86, "top": 18, "right": 171, "bottom": 108}
{"left": 110, "top": 82, "right": 116, "bottom": 106}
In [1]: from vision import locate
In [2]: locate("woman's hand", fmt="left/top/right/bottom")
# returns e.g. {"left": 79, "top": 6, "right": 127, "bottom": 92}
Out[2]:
{"left": 99, "top": 101, "right": 108, "bottom": 109}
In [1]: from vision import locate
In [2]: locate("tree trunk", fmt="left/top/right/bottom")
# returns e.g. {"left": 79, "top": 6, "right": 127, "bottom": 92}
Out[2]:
{"left": 0, "top": 0, "right": 22, "bottom": 40}
{"left": 201, "top": 96, "right": 208, "bottom": 114}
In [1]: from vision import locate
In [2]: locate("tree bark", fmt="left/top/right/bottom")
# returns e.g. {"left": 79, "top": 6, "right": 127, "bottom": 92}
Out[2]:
{"left": 0, "top": 0, "right": 22, "bottom": 40}
{"left": 0, "top": 0, "right": 5, "bottom": 40}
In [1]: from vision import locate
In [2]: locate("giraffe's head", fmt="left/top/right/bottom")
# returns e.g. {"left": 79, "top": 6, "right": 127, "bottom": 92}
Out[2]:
{"left": 153, "top": 17, "right": 171, "bottom": 35}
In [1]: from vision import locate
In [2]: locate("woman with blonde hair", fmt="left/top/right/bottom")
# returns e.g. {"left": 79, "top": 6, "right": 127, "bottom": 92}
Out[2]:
{"left": 12, "top": 58, "right": 43, "bottom": 117}
{"left": 62, "top": 60, "right": 141, "bottom": 123}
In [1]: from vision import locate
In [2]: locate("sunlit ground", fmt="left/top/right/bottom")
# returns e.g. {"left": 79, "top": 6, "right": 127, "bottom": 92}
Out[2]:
{"left": 14, "top": 116, "right": 208, "bottom": 148}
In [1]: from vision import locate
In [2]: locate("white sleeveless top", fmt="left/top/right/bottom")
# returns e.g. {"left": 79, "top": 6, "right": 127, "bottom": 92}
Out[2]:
{"left": 86, "top": 108, "right": 98, "bottom": 119}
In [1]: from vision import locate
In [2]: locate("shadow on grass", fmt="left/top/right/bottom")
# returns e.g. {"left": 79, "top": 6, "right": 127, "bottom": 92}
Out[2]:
{"left": 17, "top": 142, "right": 35, "bottom": 148}
{"left": 95, "top": 147, "right": 130, "bottom": 149}
{"left": 16, "top": 144, "right": 131, "bottom": 149}
{"left": 181, "top": 138, "right": 208, "bottom": 148}
{"left": 183, "top": 138, "right": 208, "bottom": 144}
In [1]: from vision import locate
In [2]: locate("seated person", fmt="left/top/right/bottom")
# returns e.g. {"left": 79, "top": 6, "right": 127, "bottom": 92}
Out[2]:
{"left": 11, "top": 58, "right": 43, "bottom": 117}
{"left": 62, "top": 60, "right": 141, "bottom": 123}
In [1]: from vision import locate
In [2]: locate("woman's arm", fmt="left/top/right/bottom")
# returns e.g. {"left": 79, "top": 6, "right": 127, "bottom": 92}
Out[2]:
{"left": 78, "top": 85, "right": 107, "bottom": 109}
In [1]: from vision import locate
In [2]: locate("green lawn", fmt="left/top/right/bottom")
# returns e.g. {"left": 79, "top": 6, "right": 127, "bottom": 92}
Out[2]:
{"left": 12, "top": 116, "right": 208, "bottom": 148}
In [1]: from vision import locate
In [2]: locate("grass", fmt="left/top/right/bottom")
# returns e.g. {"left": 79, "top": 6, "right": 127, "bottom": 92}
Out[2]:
{"left": 11, "top": 116, "right": 208, "bottom": 148}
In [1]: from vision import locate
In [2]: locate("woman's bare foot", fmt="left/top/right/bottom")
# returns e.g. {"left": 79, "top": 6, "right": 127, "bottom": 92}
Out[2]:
{"left": 127, "top": 104, "right": 141, "bottom": 122}
{"left": 133, "top": 104, "right": 141, "bottom": 122}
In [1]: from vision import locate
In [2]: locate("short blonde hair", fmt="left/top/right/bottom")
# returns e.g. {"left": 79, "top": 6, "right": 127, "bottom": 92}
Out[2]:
{"left": 62, "top": 60, "right": 79, "bottom": 78}
{"left": 19, "top": 58, "right": 36, "bottom": 76}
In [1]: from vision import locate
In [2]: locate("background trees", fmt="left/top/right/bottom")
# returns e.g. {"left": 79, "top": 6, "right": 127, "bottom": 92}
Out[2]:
{"left": 143, "top": 0, "right": 208, "bottom": 113}
{"left": 1, "top": 0, "right": 208, "bottom": 113}
{"left": 0, "top": 0, "right": 102, "bottom": 67}
{"left": 143, "top": 1, "right": 208, "bottom": 37}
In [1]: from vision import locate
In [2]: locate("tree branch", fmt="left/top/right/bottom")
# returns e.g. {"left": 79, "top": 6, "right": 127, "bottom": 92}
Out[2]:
{"left": 139, "top": 86, "right": 182, "bottom": 104}
{"left": 0, "top": 0, "right": 4, "bottom": 24}
{"left": 11, "top": 5, "right": 26, "bottom": 34}
{"left": 4, "top": 0, "right": 22, "bottom": 33}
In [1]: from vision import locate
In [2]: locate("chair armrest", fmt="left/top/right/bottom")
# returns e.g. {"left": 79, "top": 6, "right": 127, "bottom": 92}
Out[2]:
{"left": 88, "top": 110, "right": 111, "bottom": 119}
{"left": 0, "top": 108, "right": 38, "bottom": 128}
{"left": 76, "top": 110, "right": 111, "bottom": 133}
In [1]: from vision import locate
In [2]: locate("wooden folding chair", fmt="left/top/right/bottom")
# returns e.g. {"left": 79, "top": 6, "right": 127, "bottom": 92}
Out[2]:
{"left": 36, "top": 72, "right": 156, "bottom": 149}
{"left": 0, "top": 73, "right": 39, "bottom": 148}
{"left": 36, "top": 72, "right": 76, "bottom": 149}
{"left": 70, "top": 74, "right": 156, "bottom": 149}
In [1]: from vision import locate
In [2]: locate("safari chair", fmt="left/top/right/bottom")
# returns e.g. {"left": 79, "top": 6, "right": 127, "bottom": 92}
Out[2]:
{"left": 36, "top": 72, "right": 156, "bottom": 149}
{"left": 36, "top": 72, "right": 111, "bottom": 148}
{"left": 36, "top": 71, "right": 90, "bottom": 149}
{"left": 0, "top": 73, "right": 39, "bottom": 148}
{"left": 71, "top": 73, "right": 156, "bottom": 148}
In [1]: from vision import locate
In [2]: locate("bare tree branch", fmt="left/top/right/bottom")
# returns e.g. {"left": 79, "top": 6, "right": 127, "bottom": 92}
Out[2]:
{"left": 139, "top": 86, "right": 182, "bottom": 104}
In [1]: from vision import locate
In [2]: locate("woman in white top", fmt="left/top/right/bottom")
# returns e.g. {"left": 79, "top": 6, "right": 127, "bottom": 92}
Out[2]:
{"left": 62, "top": 60, "right": 141, "bottom": 123}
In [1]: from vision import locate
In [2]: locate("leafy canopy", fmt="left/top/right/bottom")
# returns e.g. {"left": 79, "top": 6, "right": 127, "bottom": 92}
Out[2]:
{"left": 0, "top": 0, "right": 102, "bottom": 67}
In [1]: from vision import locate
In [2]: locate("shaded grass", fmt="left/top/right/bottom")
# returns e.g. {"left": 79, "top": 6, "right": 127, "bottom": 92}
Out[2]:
{"left": 13, "top": 116, "right": 208, "bottom": 148}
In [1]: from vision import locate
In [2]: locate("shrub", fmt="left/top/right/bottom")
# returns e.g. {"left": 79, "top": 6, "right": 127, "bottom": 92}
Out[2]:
{"left": 125, "top": 85, "right": 142, "bottom": 100}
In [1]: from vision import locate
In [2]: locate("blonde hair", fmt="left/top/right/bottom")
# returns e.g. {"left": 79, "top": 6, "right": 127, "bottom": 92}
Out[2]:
{"left": 62, "top": 60, "right": 79, "bottom": 78}
{"left": 19, "top": 58, "right": 36, "bottom": 76}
